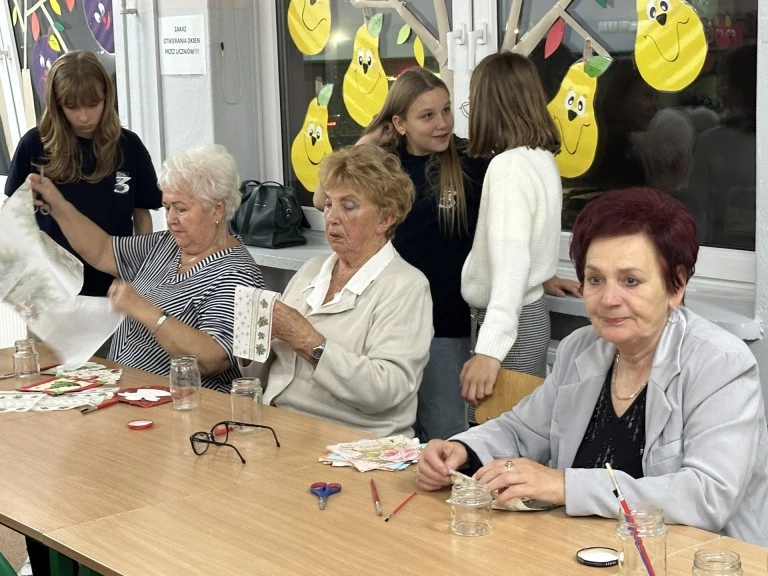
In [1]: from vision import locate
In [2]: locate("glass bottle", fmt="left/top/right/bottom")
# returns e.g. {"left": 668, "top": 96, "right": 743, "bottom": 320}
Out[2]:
{"left": 692, "top": 550, "right": 742, "bottom": 575}
{"left": 13, "top": 339, "right": 40, "bottom": 379}
{"left": 616, "top": 504, "right": 667, "bottom": 576}
{"left": 449, "top": 481, "right": 492, "bottom": 536}
{"left": 168, "top": 355, "right": 201, "bottom": 411}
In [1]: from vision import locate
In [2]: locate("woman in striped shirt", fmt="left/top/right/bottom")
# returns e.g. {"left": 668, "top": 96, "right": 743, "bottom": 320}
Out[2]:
{"left": 29, "top": 144, "right": 264, "bottom": 392}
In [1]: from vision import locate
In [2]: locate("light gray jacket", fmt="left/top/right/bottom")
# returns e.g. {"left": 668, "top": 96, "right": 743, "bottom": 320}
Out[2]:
{"left": 452, "top": 306, "right": 768, "bottom": 546}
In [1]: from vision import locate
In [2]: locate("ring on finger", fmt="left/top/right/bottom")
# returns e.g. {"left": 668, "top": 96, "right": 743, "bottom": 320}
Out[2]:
{"left": 505, "top": 460, "right": 514, "bottom": 473}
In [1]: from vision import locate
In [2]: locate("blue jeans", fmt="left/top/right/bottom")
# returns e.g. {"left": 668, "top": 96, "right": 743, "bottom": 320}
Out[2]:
{"left": 413, "top": 336, "right": 471, "bottom": 442}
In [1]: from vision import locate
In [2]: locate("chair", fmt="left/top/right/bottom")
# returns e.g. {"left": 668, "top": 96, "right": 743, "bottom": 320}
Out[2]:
{"left": 475, "top": 369, "right": 545, "bottom": 423}
{"left": 0, "top": 552, "right": 15, "bottom": 576}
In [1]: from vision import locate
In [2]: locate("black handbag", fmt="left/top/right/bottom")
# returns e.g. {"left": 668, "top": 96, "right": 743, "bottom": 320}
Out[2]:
{"left": 230, "top": 180, "right": 307, "bottom": 248}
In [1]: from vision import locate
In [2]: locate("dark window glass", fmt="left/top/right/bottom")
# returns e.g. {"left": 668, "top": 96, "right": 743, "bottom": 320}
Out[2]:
{"left": 500, "top": 0, "right": 757, "bottom": 250}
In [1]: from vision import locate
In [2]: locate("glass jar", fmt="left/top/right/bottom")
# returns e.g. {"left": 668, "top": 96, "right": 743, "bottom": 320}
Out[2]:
{"left": 617, "top": 504, "right": 667, "bottom": 576}
{"left": 692, "top": 550, "right": 742, "bottom": 575}
{"left": 13, "top": 339, "right": 40, "bottom": 379}
{"left": 449, "top": 482, "right": 492, "bottom": 536}
{"left": 230, "top": 377, "right": 263, "bottom": 433}
{"left": 168, "top": 355, "right": 201, "bottom": 411}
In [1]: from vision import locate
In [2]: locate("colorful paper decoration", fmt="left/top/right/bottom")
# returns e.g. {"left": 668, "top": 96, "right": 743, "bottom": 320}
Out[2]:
{"left": 547, "top": 61, "right": 601, "bottom": 178}
{"left": 342, "top": 13, "right": 388, "bottom": 127}
{"left": 84, "top": 0, "right": 114, "bottom": 53}
{"left": 287, "top": 0, "right": 331, "bottom": 56}
{"left": 634, "top": 0, "right": 707, "bottom": 92}
{"left": 291, "top": 84, "right": 334, "bottom": 193}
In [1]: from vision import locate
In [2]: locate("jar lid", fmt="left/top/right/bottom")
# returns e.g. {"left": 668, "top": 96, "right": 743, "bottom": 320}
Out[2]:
{"left": 128, "top": 419, "right": 154, "bottom": 430}
{"left": 576, "top": 547, "right": 619, "bottom": 568}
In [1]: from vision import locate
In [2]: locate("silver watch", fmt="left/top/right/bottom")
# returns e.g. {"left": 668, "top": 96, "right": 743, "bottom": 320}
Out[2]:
{"left": 311, "top": 339, "right": 326, "bottom": 365}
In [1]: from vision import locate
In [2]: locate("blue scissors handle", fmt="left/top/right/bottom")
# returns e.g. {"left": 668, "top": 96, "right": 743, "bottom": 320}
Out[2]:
{"left": 310, "top": 482, "right": 341, "bottom": 510}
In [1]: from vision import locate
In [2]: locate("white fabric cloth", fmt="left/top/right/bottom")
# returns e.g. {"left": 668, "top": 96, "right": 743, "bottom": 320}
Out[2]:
{"left": 461, "top": 147, "right": 562, "bottom": 361}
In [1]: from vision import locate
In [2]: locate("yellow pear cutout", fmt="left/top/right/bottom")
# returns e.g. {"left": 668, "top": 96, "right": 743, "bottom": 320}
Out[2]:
{"left": 547, "top": 61, "right": 600, "bottom": 179}
{"left": 635, "top": 0, "right": 707, "bottom": 92}
{"left": 287, "top": 0, "right": 331, "bottom": 56}
{"left": 291, "top": 84, "right": 334, "bottom": 193}
{"left": 343, "top": 13, "right": 389, "bottom": 127}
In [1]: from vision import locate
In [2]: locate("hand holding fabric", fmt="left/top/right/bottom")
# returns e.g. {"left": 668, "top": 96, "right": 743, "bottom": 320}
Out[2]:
{"left": 416, "top": 440, "right": 468, "bottom": 491}
{"left": 474, "top": 457, "right": 565, "bottom": 507}
{"left": 107, "top": 280, "right": 151, "bottom": 317}
{"left": 27, "top": 173, "right": 65, "bottom": 213}
{"left": 271, "top": 300, "right": 324, "bottom": 361}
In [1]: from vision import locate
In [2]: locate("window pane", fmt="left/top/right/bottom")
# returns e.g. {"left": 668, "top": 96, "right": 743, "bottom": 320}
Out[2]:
{"left": 499, "top": 0, "right": 757, "bottom": 251}
{"left": 276, "top": 0, "right": 449, "bottom": 207}
{"left": 6, "top": 0, "right": 116, "bottom": 122}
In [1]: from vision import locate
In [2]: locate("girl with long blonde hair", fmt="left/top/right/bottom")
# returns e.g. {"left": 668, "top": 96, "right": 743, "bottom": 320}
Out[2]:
{"left": 5, "top": 50, "right": 161, "bottom": 296}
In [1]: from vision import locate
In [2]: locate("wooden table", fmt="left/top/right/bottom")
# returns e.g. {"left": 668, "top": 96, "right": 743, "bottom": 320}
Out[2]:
{"left": 1, "top": 349, "right": 765, "bottom": 575}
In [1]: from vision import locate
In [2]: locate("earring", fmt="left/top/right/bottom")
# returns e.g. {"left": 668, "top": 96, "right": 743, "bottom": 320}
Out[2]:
{"left": 667, "top": 307, "right": 680, "bottom": 324}
{"left": 215, "top": 220, "right": 220, "bottom": 228}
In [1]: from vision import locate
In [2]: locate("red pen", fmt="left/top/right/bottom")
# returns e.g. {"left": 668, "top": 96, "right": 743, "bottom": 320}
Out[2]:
{"left": 370, "top": 479, "right": 382, "bottom": 516}
{"left": 384, "top": 491, "right": 416, "bottom": 522}
{"left": 80, "top": 396, "right": 120, "bottom": 414}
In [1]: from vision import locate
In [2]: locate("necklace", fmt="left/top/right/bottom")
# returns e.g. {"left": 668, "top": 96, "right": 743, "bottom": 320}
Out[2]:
{"left": 611, "top": 352, "right": 649, "bottom": 401}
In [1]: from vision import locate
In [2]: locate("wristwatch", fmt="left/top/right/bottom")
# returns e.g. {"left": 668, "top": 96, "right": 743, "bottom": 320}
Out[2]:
{"left": 310, "top": 339, "right": 326, "bottom": 366}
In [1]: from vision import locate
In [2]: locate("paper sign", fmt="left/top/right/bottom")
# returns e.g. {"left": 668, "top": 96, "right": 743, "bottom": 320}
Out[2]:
{"left": 159, "top": 15, "right": 206, "bottom": 75}
{"left": 547, "top": 61, "right": 599, "bottom": 178}
{"left": 634, "top": 0, "right": 707, "bottom": 92}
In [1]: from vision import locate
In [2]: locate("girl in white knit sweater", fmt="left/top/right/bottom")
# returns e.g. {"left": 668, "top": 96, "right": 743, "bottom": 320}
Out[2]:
{"left": 460, "top": 52, "right": 564, "bottom": 411}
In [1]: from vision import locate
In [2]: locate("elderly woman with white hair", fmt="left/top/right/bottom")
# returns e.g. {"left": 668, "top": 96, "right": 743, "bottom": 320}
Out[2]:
{"left": 29, "top": 144, "right": 264, "bottom": 392}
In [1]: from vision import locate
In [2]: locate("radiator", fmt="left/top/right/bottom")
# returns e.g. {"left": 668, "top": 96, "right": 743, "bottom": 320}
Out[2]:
{"left": 0, "top": 303, "right": 26, "bottom": 348}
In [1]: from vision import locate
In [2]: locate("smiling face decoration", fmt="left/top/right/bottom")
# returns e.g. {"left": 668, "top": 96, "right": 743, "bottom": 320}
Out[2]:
{"left": 635, "top": 0, "right": 707, "bottom": 92}
{"left": 84, "top": 0, "right": 115, "bottom": 53}
{"left": 287, "top": 0, "right": 331, "bottom": 56}
{"left": 342, "top": 14, "right": 388, "bottom": 127}
{"left": 31, "top": 35, "right": 61, "bottom": 103}
{"left": 547, "top": 62, "right": 599, "bottom": 179}
{"left": 291, "top": 84, "right": 334, "bottom": 192}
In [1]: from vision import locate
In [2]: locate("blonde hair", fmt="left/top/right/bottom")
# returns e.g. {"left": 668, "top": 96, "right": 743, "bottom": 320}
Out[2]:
{"left": 158, "top": 145, "right": 241, "bottom": 221}
{"left": 468, "top": 52, "right": 560, "bottom": 157}
{"left": 318, "top": 145, "right": 414, "bottom": 240}
{"left": 39, "top": 51, "right": 121, "bottom": 184}
{"left": 364, "top": 67, "right": 468, "bottom": 236}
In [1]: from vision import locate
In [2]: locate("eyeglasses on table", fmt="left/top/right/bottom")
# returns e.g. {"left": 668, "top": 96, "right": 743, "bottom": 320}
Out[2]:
{"left": 189, "top": 420, "right": 280, "bottom": 464}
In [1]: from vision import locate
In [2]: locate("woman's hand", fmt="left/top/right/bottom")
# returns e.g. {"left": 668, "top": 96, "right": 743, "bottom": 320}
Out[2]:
{"left": 108, "top": 280, "right": 151, "bottom": 317}
{"left": 460, "top": 354, "right": 501, "bottom": 406}
{"left": 356, "top": 122, "right": 396, "bottom": 147}
{"left": 416, "top": 440, "right": 468, "bottom": 491}
{"left": 474, "top": 458, "right": 565, "bottom": 506}
{"left": 27, "top": 173, "right": 66, "bottom": 212}
{"left": 543, "top": 276, "right": 581, "bottom": 298}
{"left": 271, "top": 300, "right": 324, "bottom": 360}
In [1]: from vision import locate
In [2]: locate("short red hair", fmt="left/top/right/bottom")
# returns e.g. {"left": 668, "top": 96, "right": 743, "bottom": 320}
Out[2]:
{"left": 569, "top": 188, "right": 698, "bottom": 295}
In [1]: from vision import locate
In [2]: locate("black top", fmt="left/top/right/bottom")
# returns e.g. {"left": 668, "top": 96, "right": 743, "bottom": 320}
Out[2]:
{"left": 5, "top": 127, "right": 162, "bottom": 297}
{"left": 571, "top": 370, "right": 647, "bottom": 479}
{"left": 392, "top": 139, "right": 489, "bottom": 338}
{"left": 458, "top": 370, "right": 646, "bottom": 479}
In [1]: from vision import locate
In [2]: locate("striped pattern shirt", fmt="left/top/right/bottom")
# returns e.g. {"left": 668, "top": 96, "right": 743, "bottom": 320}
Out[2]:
{"left": 109, "top": 231, "right": 264, "bottom": 392}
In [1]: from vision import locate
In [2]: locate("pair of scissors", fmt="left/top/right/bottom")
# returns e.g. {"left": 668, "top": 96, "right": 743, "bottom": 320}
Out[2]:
{"left": 309, "top": 481, "right": 341, "bottom": 510}
{"left": 34, "top": 165, "right": 51, "bottom": 216}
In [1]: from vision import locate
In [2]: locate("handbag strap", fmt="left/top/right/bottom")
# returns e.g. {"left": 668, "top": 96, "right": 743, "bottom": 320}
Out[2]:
{"left": 237, "top": 180, "right": 295, "bottom": 226}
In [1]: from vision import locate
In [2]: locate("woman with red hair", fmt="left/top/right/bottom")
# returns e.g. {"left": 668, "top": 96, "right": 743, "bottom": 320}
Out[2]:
{"left": 417, "top": 187, "right": 768, "bottom": 546}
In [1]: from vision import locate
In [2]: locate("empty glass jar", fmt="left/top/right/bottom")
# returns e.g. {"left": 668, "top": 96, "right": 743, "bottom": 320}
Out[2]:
{"left": 449, "top": 481, "right": 492, "bottom": 536}
{"left": 13, "top": 339, "right": 40, "bottom": 379}
{"left": 692, "top": 550, "right": 742, "bottom": 575}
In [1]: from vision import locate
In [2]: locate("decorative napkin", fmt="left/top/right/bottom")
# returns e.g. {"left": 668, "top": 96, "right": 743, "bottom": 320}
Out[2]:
{"left": 233, "top": 286, "right": 280, "bottom": 362}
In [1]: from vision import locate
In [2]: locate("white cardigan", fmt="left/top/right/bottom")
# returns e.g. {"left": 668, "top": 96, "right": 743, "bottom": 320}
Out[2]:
{"left": 461, "top": 147, "right": 562, "bottom": 360}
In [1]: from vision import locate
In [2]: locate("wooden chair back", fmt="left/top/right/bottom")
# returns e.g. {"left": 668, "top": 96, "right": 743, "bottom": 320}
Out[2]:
{"left": 475, "top": 369, "right": 545, "bottom": 423}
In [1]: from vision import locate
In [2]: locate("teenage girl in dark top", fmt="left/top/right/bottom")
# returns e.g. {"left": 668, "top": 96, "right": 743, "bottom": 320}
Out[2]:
{"left": 5, "top": 50, "right": 161, "bottom": 297}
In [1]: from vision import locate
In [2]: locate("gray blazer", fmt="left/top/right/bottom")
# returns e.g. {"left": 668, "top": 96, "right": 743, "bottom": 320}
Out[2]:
{"left": 452, "top": 306, "right": 768, "bottom": 546}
